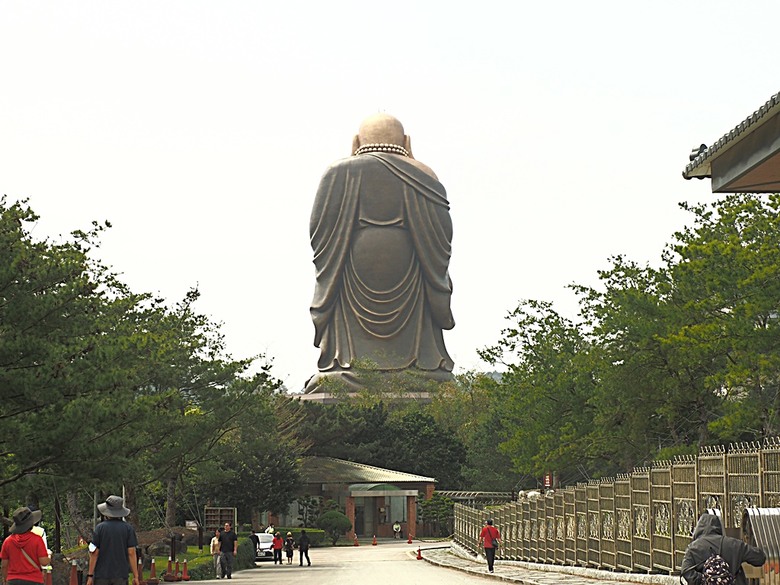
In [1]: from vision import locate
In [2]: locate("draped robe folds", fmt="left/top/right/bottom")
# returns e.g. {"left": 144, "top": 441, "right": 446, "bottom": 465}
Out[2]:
{"left": 307, "top": 152, "right": 454, "bottom": 391}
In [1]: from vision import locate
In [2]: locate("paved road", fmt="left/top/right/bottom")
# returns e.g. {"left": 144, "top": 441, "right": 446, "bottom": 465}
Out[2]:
{"left": 208, "top": 541, "right": 494, "bottom": 585}
{"left": 204, "top": 540, "right": 678, "bottom": 585}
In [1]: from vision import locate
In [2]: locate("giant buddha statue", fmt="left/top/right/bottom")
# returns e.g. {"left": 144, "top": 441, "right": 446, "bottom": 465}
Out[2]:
{"left": 305, "top": 113, "right": 455, "bottom": 393}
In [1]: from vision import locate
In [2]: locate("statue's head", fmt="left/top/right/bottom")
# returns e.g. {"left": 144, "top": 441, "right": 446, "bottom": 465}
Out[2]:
{"left": 352, "top": 113, "right": 413, "bottom": 157}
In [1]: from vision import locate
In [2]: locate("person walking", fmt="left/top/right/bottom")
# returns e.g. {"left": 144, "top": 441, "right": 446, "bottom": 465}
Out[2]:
{"left": 27, "top": 506, "right": 51, "bottom": 573}
{"left": 392, "top": 521, "right": 401, "bottom": 539}
{"left": 1, "top": 507, "right": 51, "bottom": 585}
{"left": 681, "top": 513, "right": 765, "bottom": 585}
{"left": 271, "top": 532, "right": 284, "bottom": 565}
{"left": 86, "top": 495, "right": 140, "bottom": 585}
{"left": 297, "top": 530, "right": 311, "bottom": 567}
{"left": 218, "top": 522, "right": 238, "bottom": 579}
{"left": 265, "top": 524, "right": 275, "bottom": 535}
{"left": 209, "top": 529, "right": 222, "bottom": 578}
{"left": 283, "top": 532, "right": 295, "bottom": 565}
{"left": 478, "top": 518, "right": 501, "bottom": 573}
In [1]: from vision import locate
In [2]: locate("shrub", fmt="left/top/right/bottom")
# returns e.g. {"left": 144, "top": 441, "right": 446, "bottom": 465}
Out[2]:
{"left": 234, "top": 538, "right": 256, "bottom": 570}
{"left": 316, "top": 511, "right": 352, "bottom": 545}
{"left": 277, "top": 528, "right": 326, "bottom": 547}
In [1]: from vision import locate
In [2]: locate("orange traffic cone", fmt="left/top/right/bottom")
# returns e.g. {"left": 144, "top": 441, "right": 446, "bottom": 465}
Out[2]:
{"left": 407, "top": 533, "right": 413, "bottom": 544}
{"left": 162, "top": 557, "right": 175, "bottom": 582}
{"left": 417, "top": 546, "right": 423, "bottom": 560}
{"left": 372, "top": 535, "right": 377, "bottom": 546}
{"left": 69, "top": 560, "right": 78, "bottom": 585}
{"left": 150, "top": 559, "right": 158, "bottom": 580}
{"left": 181, "top": 560, "right": 190, "bottom": 581}
{"left": 353, "top": 533, "right": 359, "bottom": 546}
{"left": 138, "top": 558, "right": 144, "bottom": 585}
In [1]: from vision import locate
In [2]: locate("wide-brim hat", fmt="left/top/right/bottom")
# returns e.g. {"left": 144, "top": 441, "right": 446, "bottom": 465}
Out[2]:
{"left": 10, "top": 507, "right": 42, "bottom": 534}
{"left": 97, "top": 495, "right": 131, "bottom": 518}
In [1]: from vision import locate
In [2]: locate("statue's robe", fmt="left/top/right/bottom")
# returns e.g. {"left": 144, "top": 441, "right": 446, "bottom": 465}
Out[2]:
{"left": 308, "top": 152, "right": 454, "bottom": 388}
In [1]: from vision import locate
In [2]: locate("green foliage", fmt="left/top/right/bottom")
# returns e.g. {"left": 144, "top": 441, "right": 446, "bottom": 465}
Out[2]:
{"left": 480, "top": 300, "right": 600, "bottom": 481}
{"left": 295, "top": 495, "right": 320, "bottom": 528}
{"left": 273, "top": 527, "right": 325, "bottom": 546}
{"left": 418, "top": 492, "right": 455, "bottom": 537}
{"left": 479, "top": 193, "right": 780, "bottom": 484}
{"left": 234, "top": 538, "right": 256, "bottom": 571}
{"left": 297, "top": 400, "right": 389, "bottom": 462}
{"left": 377, "top": 410, "right": 466, "bottom": 488}
{"left": 316, "top": 510, "right": 352, "bottom": 545}
{"left": 430, "top": 372, "right": 517, "bottom": 490}
{"left": 0, "top": 198, "right": 297, "bottom": 535}
{"left": 298, "top": 399, "right": 467, "bottom": 489}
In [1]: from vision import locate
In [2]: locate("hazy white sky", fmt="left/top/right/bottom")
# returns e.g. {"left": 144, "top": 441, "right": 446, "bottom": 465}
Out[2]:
{"left": 2, "top": 1, "right": 777, "bottom": 391}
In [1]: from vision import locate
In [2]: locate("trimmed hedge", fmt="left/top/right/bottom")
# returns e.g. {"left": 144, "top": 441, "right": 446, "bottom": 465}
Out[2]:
{"left": 274, "top": 528, "right": 326, "bottom": 547}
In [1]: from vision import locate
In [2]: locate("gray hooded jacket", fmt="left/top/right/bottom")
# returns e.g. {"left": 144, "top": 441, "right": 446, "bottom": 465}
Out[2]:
{"left": 680, "top": 514, "right": 765, "bottom": 585}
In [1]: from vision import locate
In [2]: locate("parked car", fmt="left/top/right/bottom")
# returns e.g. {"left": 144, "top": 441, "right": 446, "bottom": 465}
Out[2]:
{"left": 255, "top": 533, "right": 274, "bottom": 561}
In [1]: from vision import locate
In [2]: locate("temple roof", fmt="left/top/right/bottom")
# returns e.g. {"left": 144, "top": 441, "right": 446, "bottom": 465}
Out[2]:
{"left": 301, "top": 456, "right": 436, "bottom": 485}
{"left": 683, "top": 90, "right": 780, "bottom": 192}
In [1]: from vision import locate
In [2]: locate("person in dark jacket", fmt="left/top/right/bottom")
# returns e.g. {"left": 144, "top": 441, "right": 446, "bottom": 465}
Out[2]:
{"left": 297, "top": 530, "right": 311, "bottom": 567}
{"left": 681, "top": 513, "right": 765, "bottom": 585}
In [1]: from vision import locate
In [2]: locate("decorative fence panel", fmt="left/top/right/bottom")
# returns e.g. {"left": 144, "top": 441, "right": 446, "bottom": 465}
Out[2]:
{"left": 615, "top": 473, "right": 633, "bottom": 571}
{"left": 650, "top": 461, "right": 673, "bottom": 572}
{"left": 698, "top": 445, "right": 727, "bottom": 524}
{"left": 554, "top": 491, "right": 565, "bottom": 564}
{"left": 672, "top": 455, "right": 696, "bottom": 570}
{"left": 763, "top": 437, "right": 780, "bottom": 507}
{"left": 599, "top": 480, "right": 616, "bottom": 570}
{"left": 575, "top": 483, "right": 587, "bottom": 566}
{"left": 726, "top": 442, "right": 761, "bottom": 531}
{"left": 631, "top": 467, "right": 652, "bottom": 571}
{"left": 564, "top": 488, "right": 576, "bottom": 565}
{"left": 453, "top": 439, "right": 780, "bottom": 575}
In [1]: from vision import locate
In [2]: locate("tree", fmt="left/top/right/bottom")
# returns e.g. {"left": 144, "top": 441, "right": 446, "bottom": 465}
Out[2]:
{"left": 575, "top": 255, "right": 719, "bottom": 471}
{"left": 418, "top": 491, "right": 455, "bottom": 537}
{"left": 429, "top": 372, "right": 516, "bottom": 490}
{"left": 668, "top": 194, "right": 780, "bottom": 440}
{"left": 295, "top": 495, "right": 320, "bottom": 528}
{"left": 317, "top": 510, "right": 352, "bottom": 545}
{"left": 377, "top": 409, "right": 466, "bottom": 488}
{"left": 480, "top": 300, "right": 600, "bottom": 482}
{"left": 0, "top": 198, "right": 153, "bottom": 494}
{"left": 296, "top": 401, "right": 389, "bottom": 462}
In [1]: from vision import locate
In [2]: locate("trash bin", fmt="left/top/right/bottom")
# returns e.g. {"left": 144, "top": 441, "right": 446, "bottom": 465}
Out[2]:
{"left": 742, "top": 508, "right": 780, "bottom": 584}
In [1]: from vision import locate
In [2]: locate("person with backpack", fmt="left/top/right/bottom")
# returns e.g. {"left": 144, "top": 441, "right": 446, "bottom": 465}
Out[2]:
{"left": 681, "top": 513, "right": 765, "bottom": 585}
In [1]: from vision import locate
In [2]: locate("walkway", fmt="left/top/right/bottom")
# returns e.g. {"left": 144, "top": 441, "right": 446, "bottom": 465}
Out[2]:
{"left": 419, "top": 543, "right": 680, "bottom": 585}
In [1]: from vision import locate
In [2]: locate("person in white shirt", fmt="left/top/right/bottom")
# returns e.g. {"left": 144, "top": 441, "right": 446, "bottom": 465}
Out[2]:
{"left": 209, "top": 529, "right": 221, "bottom": 578}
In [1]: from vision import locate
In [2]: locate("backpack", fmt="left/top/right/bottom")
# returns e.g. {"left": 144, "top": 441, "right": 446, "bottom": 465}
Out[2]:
{"left": 701, "top": 538, "right": 734, "bottom": 585}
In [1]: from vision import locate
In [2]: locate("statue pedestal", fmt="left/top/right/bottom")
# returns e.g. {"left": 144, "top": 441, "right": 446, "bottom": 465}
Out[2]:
{"left": 298, "top": 368, "right": 451, "bottom": 404}
{"left": 292, "top": 390, "right": 433, "bottom": 404}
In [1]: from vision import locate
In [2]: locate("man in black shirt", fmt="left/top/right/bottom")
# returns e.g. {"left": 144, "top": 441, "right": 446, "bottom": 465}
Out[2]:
{"left": 218, "top": 522, "right": 238, "bottom": 579}
{"left": 86, "top": 496, "right": 140, "bottom": 585}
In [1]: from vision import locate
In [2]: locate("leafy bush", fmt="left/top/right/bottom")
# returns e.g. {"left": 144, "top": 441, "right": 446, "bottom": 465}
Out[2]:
{"left": 277, "top": 528, "right": 326, "bottom": 547}
{"left": 316, "top": 511, "right": 352, "bottom": 545}
{"left": 182, "top": 555, "right": 217, "bottom": 581}
{"left": 234, "top": 538, "right": 256, "bottom": 570}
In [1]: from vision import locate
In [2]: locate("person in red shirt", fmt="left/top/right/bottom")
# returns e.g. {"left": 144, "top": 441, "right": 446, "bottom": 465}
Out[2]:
{"left": 478, "top": 518, "right": 501, "bottom": 573}
{"left": 272, "top": 532, "right": 284, "bottom": 565}
{"left": 1, "top": 507, "right": 50, "bottom": 585}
